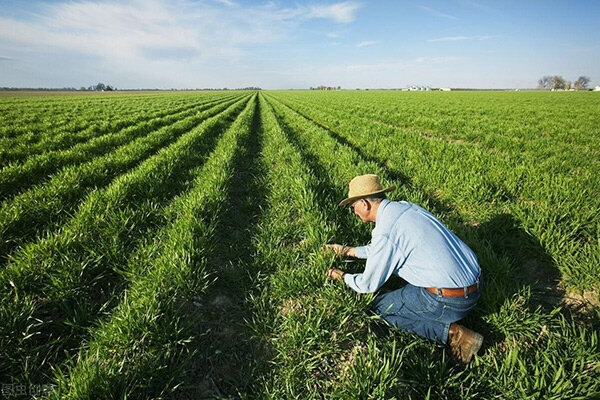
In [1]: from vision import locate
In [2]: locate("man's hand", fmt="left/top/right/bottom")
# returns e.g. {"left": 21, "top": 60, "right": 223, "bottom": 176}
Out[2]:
{"left": 327, "top": 268, "right": 345, "bottom": 281}
{"left": 324, "top": 244, "right": 345, "bottom": 257}
{"left": 323, "top": 244, "right": 355, "bottom": 258}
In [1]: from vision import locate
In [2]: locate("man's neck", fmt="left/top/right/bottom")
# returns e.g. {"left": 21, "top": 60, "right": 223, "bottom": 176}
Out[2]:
{"left": 370, "top": 201, "right": 382, "bottom": 223}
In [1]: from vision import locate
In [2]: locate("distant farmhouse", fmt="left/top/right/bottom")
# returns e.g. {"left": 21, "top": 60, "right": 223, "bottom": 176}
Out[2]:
{"left": 310, "top": 86, "right": 341, "bottom": 90}
{"left": 403, "top": 86, "right": 432, "bottom": 91}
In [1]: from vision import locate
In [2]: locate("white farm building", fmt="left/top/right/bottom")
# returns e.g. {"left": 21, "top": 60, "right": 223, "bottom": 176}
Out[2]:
{"left": 407, "top": 86, "right": 431, "bottom": 91}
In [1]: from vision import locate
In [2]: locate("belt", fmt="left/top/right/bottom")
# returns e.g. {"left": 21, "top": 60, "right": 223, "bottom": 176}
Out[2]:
{"left": 425, "top": 281, "right": 480, "bottom": 297}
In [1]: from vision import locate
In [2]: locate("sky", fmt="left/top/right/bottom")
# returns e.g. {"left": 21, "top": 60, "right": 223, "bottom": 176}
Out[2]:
{"left": 0, "top": 0, "right": 599, "bottom": 89}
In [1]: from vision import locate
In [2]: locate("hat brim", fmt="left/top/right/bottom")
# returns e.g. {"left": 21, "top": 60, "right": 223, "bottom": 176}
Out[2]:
{"left": 338, "top": 186, "right": 396, "bottom": 207}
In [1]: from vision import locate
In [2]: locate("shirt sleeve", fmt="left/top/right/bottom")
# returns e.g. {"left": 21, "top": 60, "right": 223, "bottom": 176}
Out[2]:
{"left": 354, "top": 244, "right": 370, "bottom": 259}
{"left": 343, "top": 234, "right": 398, "bottom": 293}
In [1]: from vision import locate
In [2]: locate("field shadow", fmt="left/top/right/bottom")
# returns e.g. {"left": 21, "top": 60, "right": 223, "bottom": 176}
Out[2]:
{"left": 458, "top": 213, "right": 564, "bottom": 345}
{"left": 177, "top": 97, "right": 274, "bottom": 399}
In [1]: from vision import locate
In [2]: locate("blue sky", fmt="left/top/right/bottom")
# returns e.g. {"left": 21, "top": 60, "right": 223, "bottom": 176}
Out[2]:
{"left": 0, "top": 0, "right": 598, "bottom": 89}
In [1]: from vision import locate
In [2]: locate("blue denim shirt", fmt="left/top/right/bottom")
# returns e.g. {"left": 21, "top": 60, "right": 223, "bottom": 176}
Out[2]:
{"left": 344, "top": 199, "right": 481, "bottom": 293}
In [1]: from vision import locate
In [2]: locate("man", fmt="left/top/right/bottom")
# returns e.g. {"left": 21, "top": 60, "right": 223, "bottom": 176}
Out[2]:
{"left": 325, "top": 174, "right": 483, "bottom": 363}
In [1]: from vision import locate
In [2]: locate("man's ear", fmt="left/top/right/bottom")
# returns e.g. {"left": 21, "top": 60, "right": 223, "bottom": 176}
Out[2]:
{"left": 362, "top": 198, "right": 371, "bottom": 210}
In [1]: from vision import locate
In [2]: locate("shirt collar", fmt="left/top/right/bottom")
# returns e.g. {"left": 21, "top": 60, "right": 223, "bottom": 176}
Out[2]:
{"left": 375, "top": 198, "right": 390, "bottom": 227}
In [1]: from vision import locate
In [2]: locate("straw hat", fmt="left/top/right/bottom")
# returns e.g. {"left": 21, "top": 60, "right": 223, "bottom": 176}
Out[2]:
{"left": 339, "top": 174, "right": 396, "bottom": 207}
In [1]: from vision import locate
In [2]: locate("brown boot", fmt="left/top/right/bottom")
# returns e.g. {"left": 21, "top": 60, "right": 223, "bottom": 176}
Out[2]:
{"left": 448, "top": 323, "right": 483, "bottom": 363}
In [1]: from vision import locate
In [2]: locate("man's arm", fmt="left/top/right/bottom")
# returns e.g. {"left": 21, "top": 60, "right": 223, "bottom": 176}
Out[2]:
{"left": 343, "top": 235, "right": 399, "bottom": 293}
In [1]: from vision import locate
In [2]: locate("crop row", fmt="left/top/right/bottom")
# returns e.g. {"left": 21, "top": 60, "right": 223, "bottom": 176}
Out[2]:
{"left": 0, "top": 91, "right": 597, "bottom": 398}
{"left": 0, "top": 95, "right": 249, "bottom": 264}
{"left": 251, "top": 94, "right": 599, "bottom": 398}
{"left": 46, "top": 95, "right": 259, "bottom": 398}
{"left": 259, "top": 93, "right": 471, "bottom": 397}
{"left": 0, "top": 94, "right": 252, "bottom": 386}
{"left": 0, "top": 92, "right": 235, "bottom": 140}
{"left": 0, "top": 94, "right": 182, "bottom": 141}
{"left": 0, "top": 95, "right": 173, "bottom": 138}
{"left": 285, "top": 91, "right": 600, "bottom": 156}
{"left": 0, "top": 93, "right": 242, "bottom": 199}
{"left": 0, "top": 93, "right": 239, "bottom": 166}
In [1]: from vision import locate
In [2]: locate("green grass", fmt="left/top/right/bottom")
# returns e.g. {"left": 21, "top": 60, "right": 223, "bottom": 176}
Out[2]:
{"left": 267, "top": 90, "right": 600, "bottom": 294}
{"left": 0, "top": 90, "right": 598, "bottom": 399}
{"left": 0, "top": 94, "right": 250, "bottom": 387}
{"left": 0, "top": 95, "right": 250, "bottom": 263}
{"left": 48, "top": 94, "right": 259, "bottom": 399}
{"left": 0, "top": 93, "right": 238, "bottom": 167}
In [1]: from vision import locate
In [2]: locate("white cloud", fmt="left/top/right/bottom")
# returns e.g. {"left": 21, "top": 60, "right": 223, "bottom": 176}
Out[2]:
{"left": 0, "top": 0, "right": 365, "bottom": 87}
{"left": 0, "top": 0, "right": 362, "bottom": 57}
{"left": 0, "top": 1, "right": 248, "bottom": 65}
{"left": 307, "top": 1, "right": 363, "bottom": 23}
{"left": 418, "top": 5, "right": 458, "bottom": 20}
{"left": 356, "top": 40, "right": 378, "bottom": 47}
{"left": 327, "top": 32, "right": 341, "bottom": 38}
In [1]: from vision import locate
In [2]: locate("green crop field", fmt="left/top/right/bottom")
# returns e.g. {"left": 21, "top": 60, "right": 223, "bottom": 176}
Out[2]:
{"left": 0, "top": 90, "right": 599, "bottom": 399}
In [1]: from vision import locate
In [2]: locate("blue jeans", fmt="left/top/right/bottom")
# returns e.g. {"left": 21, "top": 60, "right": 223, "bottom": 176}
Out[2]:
{"left": 371, "top": 279, "right": 482, "bottom": 344}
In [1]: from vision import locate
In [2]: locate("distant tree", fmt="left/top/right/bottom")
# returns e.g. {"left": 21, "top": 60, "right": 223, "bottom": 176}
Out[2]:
{"left": 574, "top": 76, "right": 590, "bottom": 90}
{"left": 537, "top": 76, "right": 551, "bottom": 90}
{"left": 549, "top": 75, "right": 566, "bottom": 90}
{"left": 94, "top": 82, "right": 106, "bottom": 91}
{"left": 79, "top": 86, "right": 87, "bottom": 91}
{"left": 105, "top": 85, "right": 113, "bottom": 91}
{"left": 565, "top": 81, "right": 572, "bottom": 90}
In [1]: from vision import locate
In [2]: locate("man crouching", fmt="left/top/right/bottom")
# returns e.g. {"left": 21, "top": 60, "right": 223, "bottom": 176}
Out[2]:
{"left": 325, "top": 174, "right": 483, "bottom": 363}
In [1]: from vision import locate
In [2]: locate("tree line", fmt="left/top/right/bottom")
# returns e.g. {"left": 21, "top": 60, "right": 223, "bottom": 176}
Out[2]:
{"left": 538, "top": 76, "right": 590, "bottom": 90}
{"left": 81, "top": 82, "right": 116, "bottom": 91}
